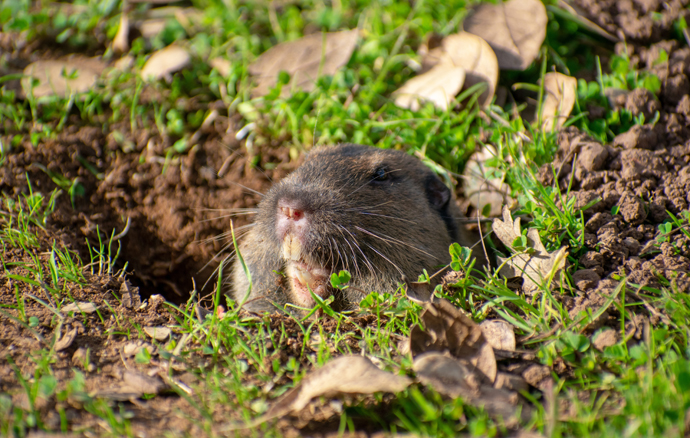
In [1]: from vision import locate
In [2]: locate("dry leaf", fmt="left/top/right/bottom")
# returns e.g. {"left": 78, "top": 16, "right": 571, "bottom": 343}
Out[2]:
{"left": 422, "top": 32, "right": 499, "bottom": 107}
{"left": 393, "top": 63, "right": 465, "bottom": 111}
{"left": 410, "top": 300, "right": 496, "bottom": 383}
{"left": 404, "top": 279, "right": 435, "bottom": 303}
{"left": 463, "top": 145, "right": 514, "bottom": 216}
{"left": 248, "top": 29, "right": 359, "bottom": 97}
{"left": 463, "top": 0, "right": 547, "bottom": 71}
{"left": 120, "top": 279, "right": 141, "bottom": 309}
{"left": 541, "top": 72, "right": 578, "bottom": 131}
{"left": 226, "top": 355, "right": 410, "bottom": 429}
{"left": 55, "top": 327, "right": 78, "bottom": 351}
{"left": 21, "top": 58, "right": 106, "bottom": 99}
{"left": 413, "top": 352, "right": 480, "bottom": 398}
{"left": 413, "top": 352, "right": 526, "bottom": 424}
{"left": 112, "top": 10, "right": 129, "bottom": 53}
{"left": 492, "top": 206, "right": 568, "bottom": 294}
{"left": 144, "top": 326, "right": 171, "bottom": 341}
{"left": 93, "top": 370, "right": 165, "bottom": 400}
{"left": 139, "top": 19, "right": 166, "bottom": 38}
{"left": 480, "top": 320, "right": 516, "bottom": 351}
{"left": 555, "top": 0, "right": 618, "bottom": 42}
{"left": 210, "top": 58, "right": 232, "bottom": 77}
{"left": 135, "top": 6, "right": 204, "bottom": 40}
{"left": 140, "top": 45, "right": 190, "bottom": 81}
{"left": 122, "top": 369, "right": 166, "bottom": 395}
{"left": 61, "top": 301, "right": 98, "bottom": 314}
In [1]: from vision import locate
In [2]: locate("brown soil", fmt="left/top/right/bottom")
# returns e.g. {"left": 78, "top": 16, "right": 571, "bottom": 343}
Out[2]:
{"left": 2, "top": 0, "right": 690, "bottom": 436}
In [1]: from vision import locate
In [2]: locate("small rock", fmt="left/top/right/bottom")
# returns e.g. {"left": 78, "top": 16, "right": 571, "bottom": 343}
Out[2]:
{"left": 585, "top": 212, "right": 613, "bottom": 233}
{"left": 579, "top": 251, "right": 604, "bottom": 268}
{"left": 480, "top": 320, "right": 516, "bottom": 351}
{"left": 620, "top": 149, "right": 667, "bottom": 179}
{"left": 494, "top": 372, "right": 528, "bottom": 392}
{"left": 618, "top": 192, "right": 648, "bottom": 225}
{"left": 677, "top": 94, "right": 690, "bottom": 118}
{"left": 613, "top": 124, "right": 658, "bottom": 150}
{"left": 123, "top": 341, "right": 154, "bottom": 357}
{"left": 571, "top": 269, "right": 601, "bottom": 290}
{"left": 144, "top": 326, "right": 171, "bottom": 341}
{"left": 592, "top": 328, "right": 618, "bottom": 351}
{"left": 522, "top": 364, "right": 550, "bottom": 387}
{"left": 577, "top": 143, "right": 608, "bottom": 171}
{"left": 663, "top": 74, "right": 690, "bottom": 105}
{"left": 623, "top": 237, "right": 641, "bottom": 255}
{"left": 625, "top": 87, "right": 660, "bottom": 120}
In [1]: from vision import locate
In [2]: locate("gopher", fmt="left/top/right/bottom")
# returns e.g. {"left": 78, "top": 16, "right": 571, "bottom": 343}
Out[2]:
{"left": 232, "top": 144, "right": 484, "bottom": 311}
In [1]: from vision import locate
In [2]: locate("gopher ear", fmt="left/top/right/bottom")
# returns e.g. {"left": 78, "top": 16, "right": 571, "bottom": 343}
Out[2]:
{"left": 425, "top": 175, "right": 451, "bottom": 210}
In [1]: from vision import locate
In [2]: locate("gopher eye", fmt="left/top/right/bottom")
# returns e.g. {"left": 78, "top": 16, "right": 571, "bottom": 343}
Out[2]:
{"left": 372, "top": 167, "right": 390, "bottom": 182}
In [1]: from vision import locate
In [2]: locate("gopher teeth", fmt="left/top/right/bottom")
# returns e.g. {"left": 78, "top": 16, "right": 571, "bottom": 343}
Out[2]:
{"left": 282, "top": 234, "right": 302, "bottom": 261}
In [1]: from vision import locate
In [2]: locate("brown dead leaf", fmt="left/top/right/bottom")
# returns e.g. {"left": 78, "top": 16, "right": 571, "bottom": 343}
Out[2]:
{"left": 139, "top": 18, "right": 166, "bottom": 38}
{"left": 404, "top": 279, "right": 435, "bottom": 303}
{"left": 120, "top": 279, "right": 141, "bottom": 309}
{"left": 140, "top": 45, "right": 191, "bottom": 81}
{"left": 112, "top": 9, "right": 129, "bottom": 53}
{"left": 393, "top": 63, "right": 465, "bottom": 111}
{"left": 410, "top": 300, "right": 496, "bottom": 383}
{"left": 55, "top": 327, "right": 78, "bottom": 351}
{"left": 210, "top": 58, "right": 232, "bottom": 77}
{"left": 21, "top": 58, "right": 106, "bottom": 100}
{"left": 135, "top": 6, "right": 204, "bottom": 40}
{"left": 555, "top": 0, "right": 618, "bottom": 42}
{"left": 122, "top": 369, "right": 166, "bottom": 394}
{"left": 492, "top": 206, "right": 568, "bottom": 294}
{"left": 413, "top": 352, "right": 480, "bottom": 398}
{"left": 93, "top": 369, "right": 166, "bottom": 401}
{"left": 61, "top": 301, "right": 98, "bottom": 314}
{"left": 422, "top": 32, "right": 498, "bottom": 107}
{"left": 248, "top": 29, "right": 359, "bottom": 97}
{"left": 541, "top": 72, "right": 578, "bottom": 131}
{"left": 480, "top": 320, "right": 516, "bottom": 351}
{"left": 463, "top": 0, "right": 547, "bottom": 71}
{"left": 413, "top": 352, "right": 526, "bottom": 425}
{"left": 463, "top": 145, "right": 514, "bottom": 216}
{"left": 225, "top": 355, "right": 410, "bottom": 429}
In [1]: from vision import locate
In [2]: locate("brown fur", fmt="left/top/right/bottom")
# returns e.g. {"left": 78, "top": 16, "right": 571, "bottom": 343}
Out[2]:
{"left": 232, "top": 144, "right": 484, "bottom": 312}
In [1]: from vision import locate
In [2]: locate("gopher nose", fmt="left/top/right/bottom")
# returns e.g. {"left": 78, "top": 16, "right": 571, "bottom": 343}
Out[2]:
{"left": 276, "top": 199, "right": 310, "bottom": 241}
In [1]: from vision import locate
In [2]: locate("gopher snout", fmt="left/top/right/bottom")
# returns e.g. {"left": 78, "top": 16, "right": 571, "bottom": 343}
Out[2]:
{"left": 276, "top": 198, "right": 310, "bottom": 242}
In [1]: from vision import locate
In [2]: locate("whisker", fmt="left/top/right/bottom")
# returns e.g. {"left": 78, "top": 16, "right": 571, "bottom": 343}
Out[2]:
{"left": 357, "top": 212, "right": 417, "bottom": 224}
{"left": 200, "top": 224, "right": 254, "bottom": 244}
{"left": 364, "top": 243, "right": 404, "bottom": 276}
{"left": 355, "top": 226, "right": 436, "bottom": 259}
{"left": 227, "top": 180, "right": 265, "bottom": 197}
{"left": 339, "top": 225, "right": 375, "bottom": 278}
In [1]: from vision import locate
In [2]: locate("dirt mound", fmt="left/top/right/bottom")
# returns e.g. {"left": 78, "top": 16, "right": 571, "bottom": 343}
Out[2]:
{"left": 0, "top": 116, "right": 298, "bottom": 302}
{"left": 538, "top": 35, "right": 690, "bottom": 321}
